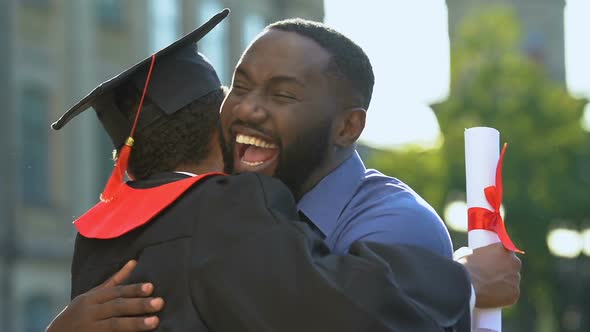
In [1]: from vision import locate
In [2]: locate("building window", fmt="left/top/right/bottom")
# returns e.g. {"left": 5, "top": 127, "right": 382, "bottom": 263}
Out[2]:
{"left": 198, "top": 0, "right": 228, "bottom": 83}
{"left": 19, "top": 85, "right": 49, "bottom": 205}
{"left": 96, "top": 0, "right": 124, "bottom": 27}
{"left": 23, "top": 294, "right": 53, "bottom": 332}
{"left": 149, "top": 0, "right": 179, "bottom": 53}
{"left": 242, "top": 14, "right": 265, "bottom": 49}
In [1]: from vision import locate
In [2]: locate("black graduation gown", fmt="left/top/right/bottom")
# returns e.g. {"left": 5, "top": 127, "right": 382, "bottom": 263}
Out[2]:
{"left": 71, "top": 172, "right": 471, "bottom": 331}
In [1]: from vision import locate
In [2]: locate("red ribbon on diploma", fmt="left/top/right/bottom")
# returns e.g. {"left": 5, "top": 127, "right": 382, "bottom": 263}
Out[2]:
{"left": 467, "top": 143, "right": 524, "bottom": 254}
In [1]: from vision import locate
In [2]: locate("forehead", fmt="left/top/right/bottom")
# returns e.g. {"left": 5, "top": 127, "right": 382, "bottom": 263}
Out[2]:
{"left": 236, "top": 29, "right": 332, "bottom": 82}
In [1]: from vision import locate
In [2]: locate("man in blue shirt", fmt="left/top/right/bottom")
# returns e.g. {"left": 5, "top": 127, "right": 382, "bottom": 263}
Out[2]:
{"left": 221, "top": 19, "right": 453, "bottom": 258}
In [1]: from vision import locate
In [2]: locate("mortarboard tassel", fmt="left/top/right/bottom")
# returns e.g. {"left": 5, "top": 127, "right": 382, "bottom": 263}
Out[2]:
{"left": 100, "top": 54, "right": 157, "bottom": 202}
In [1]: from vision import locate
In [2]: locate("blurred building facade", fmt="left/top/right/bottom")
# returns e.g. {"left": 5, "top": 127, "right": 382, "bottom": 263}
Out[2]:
{"left": 0, "top": 0, "right": 323, "bottom": 331}
{"left": 446, "top": 0, "right": 566, "bottom": 83}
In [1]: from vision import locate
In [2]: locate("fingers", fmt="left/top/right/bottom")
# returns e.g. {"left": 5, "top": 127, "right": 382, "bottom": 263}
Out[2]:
{"left": 506, "top": 258, "right": 522, "bottom": 307}
{"left": 469, "top": 242, "right": 523, "bottom": 308}
{"left": 101, "top": 260, "right": 138, "bottom": 288}
{"left": 95, "top": 297, "right": 165, "bottom": 320}
{"left": 511, "top": 253, "right": 522, "bottom": 269}
{"left": 93, "top": 283, "right": 154, "bottom": 304}
{"left": 94, "top": 316, "right": 160, "bottom": 332}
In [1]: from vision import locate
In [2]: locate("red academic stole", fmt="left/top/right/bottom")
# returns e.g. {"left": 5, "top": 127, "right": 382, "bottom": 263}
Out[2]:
{"left": 74, "top": 173, "right": 223, "bottom": 239}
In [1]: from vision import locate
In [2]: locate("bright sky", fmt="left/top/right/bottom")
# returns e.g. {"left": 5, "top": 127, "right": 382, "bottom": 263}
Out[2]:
{"left": 324, "top": 0, "right": 590, "bottom": 149}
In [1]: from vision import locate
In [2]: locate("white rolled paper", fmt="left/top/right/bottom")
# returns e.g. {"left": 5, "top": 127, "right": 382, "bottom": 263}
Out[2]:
{"left": 465, "top": 127, "right": 502, "bottom": 332}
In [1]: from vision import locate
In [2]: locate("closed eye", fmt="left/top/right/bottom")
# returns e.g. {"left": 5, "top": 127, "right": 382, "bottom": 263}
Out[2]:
{"left": 275, "top": 93, "right": 296, "bottom": 100}
{"left": 232, "top": 84, "right": 249, "bottom": 95}
{"left": 272, "top": 90, "right": 299, "bottom": 102}
{"left": 272, "top": 94, "right": 298, "bottom": 104}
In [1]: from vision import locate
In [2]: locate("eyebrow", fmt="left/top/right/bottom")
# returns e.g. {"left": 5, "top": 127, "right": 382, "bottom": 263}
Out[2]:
{"left": 269, "top": 75, "right": 305, "bottom": 88}
{"left": 234, "top": 67, "right": 251, "bottom": 81}
{"left": 234, "top": 67, "right": 305, "bottom": 88}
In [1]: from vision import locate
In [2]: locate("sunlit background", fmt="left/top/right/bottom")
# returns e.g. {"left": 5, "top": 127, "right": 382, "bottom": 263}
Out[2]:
{"left": 0, "top": 0, "right": 588, "bottom": 331}
{"left": 327, "top": 0, "right": 590, "bottom": 148}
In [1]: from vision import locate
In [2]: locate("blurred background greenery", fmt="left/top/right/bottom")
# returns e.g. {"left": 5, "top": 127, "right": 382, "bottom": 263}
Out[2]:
{"left": 366, "top": 7, "right": 590, "bottom": 332}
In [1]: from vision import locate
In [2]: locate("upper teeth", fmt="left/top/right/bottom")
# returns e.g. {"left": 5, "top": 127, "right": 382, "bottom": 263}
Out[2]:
{"left": 236, "top": 134, "right": 277, "bottom": 149}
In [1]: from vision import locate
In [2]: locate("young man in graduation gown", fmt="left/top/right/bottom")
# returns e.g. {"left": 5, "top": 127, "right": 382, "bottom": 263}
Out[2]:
{"left": 46, "top": 10, "right": 475, "bottom": 332}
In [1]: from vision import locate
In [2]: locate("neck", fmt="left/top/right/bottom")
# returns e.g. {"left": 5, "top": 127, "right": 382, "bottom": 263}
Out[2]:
{"left": 174, "top": 153, "right": 224, "bottom": 175}
{"left": 295, "top": 146, "right": 354, "bottom": 200}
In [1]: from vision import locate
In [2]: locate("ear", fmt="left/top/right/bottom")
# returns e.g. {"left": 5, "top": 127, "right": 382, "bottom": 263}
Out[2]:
{"left": 333, "top": 107, "right": 366, "bottom": 148}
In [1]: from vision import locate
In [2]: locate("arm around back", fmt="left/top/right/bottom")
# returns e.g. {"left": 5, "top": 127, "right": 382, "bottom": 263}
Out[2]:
{"left": 187, "top": 173, "right": 471, "bottom": 332}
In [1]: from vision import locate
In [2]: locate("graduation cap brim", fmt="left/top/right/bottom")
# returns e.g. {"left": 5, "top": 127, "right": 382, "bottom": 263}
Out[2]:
{"left": 51, "top": 8, "right": 229, "bottom": 131}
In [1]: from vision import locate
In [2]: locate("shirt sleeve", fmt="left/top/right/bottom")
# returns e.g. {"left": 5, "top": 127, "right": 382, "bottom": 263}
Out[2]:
{"left": 454, "top": 247, "right": 477, "bottom": 315}
{"left": 335, "top": 194, "right": 454, "bottom": 258}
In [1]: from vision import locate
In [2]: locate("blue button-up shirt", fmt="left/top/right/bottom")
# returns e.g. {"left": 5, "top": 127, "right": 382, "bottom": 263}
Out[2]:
{"left": 297, "top": 151, "right": 453, "bottom": 257}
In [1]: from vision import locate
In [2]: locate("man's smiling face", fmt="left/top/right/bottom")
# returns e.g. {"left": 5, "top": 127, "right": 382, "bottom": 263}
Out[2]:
{"left": 219, "top": 29, "right": 339, "bottom": 196}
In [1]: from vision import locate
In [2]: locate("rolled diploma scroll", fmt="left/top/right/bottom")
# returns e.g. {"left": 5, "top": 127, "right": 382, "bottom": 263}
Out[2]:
{"left": 465, "top": 127, "right": 502, "bottom": 332}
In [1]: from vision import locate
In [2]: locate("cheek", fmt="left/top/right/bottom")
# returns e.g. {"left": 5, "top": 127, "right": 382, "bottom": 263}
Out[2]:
{"left": 219, "top": 100, "right": 236, "bottom": 133}
{"left": 273, "top": 111, "right": 312, "bottom": 147}
{"left": 220, "top": 91, "right": 241, "bottom": 116}
{"left": 219, "top": 99, "right": 232, "bottom": 120}
{"left": 286, "top": 108, "right": 335, "bottom": 146}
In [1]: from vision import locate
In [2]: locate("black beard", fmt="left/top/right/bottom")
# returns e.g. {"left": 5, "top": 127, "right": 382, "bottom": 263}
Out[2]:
{"left": 220, "top": 120, "right": 331, "bottom": 199}
{"left": 273, "top": 119, "right": 331, "bottom": 199}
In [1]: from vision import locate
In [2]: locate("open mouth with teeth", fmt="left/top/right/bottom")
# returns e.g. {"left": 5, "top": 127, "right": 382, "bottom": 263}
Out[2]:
{"left": 235, "top": 133, "right": 279, "bottom": 172}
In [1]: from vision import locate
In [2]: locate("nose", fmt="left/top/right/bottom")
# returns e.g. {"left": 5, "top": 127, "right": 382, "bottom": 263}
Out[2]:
{"left": 232, "top": 91, "right": 268, "bottom": 125}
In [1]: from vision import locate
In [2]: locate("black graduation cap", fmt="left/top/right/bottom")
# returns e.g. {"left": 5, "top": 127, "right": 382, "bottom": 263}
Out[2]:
{"left": 52, "top": 8, "right": 229, "bottom": 203}
{"left": 51, "top": 8, "right": 230, "bottom": 149}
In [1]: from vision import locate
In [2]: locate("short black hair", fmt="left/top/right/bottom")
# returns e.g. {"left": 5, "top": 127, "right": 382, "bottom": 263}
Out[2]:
{"left": 266, "top": 18, "right": 374, "bottom": 109}
{"left": 113, "top": 85, "right": 226, "bottom": 180}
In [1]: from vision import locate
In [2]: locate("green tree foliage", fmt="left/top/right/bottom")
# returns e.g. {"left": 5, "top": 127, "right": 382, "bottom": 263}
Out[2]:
{"left": 367, "top": 6, "right": 589, "bottom": 331}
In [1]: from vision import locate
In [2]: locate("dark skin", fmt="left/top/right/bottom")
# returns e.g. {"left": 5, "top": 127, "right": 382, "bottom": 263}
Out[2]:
{"left": 458, "top": 243, "right": 522, "bottom": 308}
{"left": 45, "top": 261, "right": 164, "bottom": 332}
{"left": 220, "top": 29, "right": 366, "bottom": 199}
{"left": 46, "top": 30, "right": 521, "bottom": 331}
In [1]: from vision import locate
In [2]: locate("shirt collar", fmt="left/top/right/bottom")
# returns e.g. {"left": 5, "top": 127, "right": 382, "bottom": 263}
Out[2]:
{"left": 297, "top": 151, "right": 366, "bottom": 238}
{"left": 173, "top": 171, "right": 197, "bottom": 177}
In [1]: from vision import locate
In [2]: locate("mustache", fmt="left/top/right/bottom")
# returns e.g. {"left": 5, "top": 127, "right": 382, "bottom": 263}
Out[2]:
{"left": 229, "top": 120, "right": 276, "bottom": 140}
